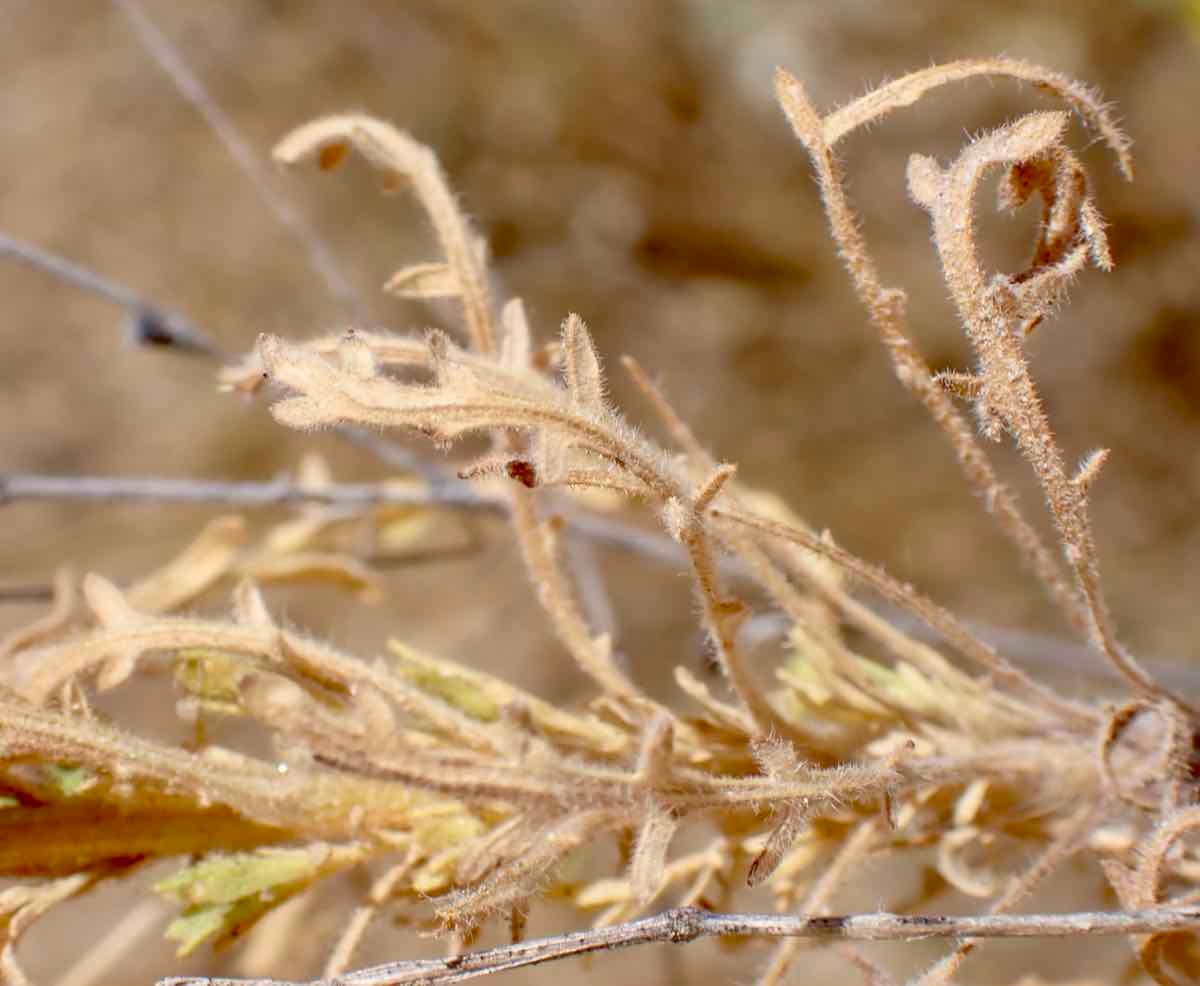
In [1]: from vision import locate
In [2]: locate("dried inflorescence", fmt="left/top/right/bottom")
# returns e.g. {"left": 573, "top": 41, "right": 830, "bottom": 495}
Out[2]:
{"left": 1, "top": 58, "right": 1197, "bottom": 986}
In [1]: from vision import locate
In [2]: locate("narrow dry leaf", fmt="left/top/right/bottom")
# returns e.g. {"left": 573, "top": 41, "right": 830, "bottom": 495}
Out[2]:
{"left": 562, "top": 312, "right": 605, "bottom": 412}
{"left": 748, "top": 804, "right": 808, "bottom": 888}
{"left": 500, "top": 298, "right": 533, "bottom": 371}
{"left": 629, "top": 806, "right": 678, "bottom": 904}
{"left": 127, "top": 515, "right": 249, "bottom": 613}
{"left": 384, "top": 262, "right": 461, "bottom": 299}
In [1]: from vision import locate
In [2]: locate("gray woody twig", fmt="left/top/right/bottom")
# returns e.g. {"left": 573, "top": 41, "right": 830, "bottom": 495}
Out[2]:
{"left": 158, "top": 905, "right": 1200, "bottom": 986}
{"left": 0, "top": 232, "right": 223, "bottom": 359}
{"left": 111, "top": 0, "right": 365, "bottom": 319}
{"left": 0, "top": 472, "right": 688, "bottom": 569}
{"left": 0, "top": 474, "right": 485, "bottom": 510}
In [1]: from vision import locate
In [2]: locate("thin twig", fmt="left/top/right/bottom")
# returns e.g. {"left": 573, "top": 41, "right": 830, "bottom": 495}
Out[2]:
{"left": 0, "top": 231, "right": 224, "bottom": 359}
{"left": 0, "top": 471, "right": 694, "bottom": 571}
{"left": 111, "top": 0, "right": 366, "bottom": 319}
{"left": 0, "top": 473, "right": 486, "bottom": 510}
{"left": 157, "top": 905, "right": 1200, "bottom": 986}
{"left": 1, "top": 232, "right": 149, "bottom": 310}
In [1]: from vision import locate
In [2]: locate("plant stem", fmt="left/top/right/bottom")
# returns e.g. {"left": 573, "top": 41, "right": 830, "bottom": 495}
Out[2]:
{"left": 158, "top": 905, "right": 1200, "bottom": 986}
{"left": 111, "top": 0, "right": 365, "bottom": 319}
{"left": 0, "top": 471, "right": 692, "bottom": 568}
{"left": 0, "top": 232, "right": 223, "bottom": 359}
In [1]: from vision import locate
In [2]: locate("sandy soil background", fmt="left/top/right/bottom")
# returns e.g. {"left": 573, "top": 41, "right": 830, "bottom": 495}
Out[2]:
{"left": 2, "top": 2, "right": 1199, "bottom": 983}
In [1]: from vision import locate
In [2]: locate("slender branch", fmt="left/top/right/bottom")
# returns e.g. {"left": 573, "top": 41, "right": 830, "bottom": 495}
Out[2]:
{"left": 0, "top": 474, "right": 486, "bottom": 510}
{"left": 0, "top": 471, "right": 694, "bottom": 571}
{"left": 1, "top": 232, "right": 144, "bottom": 309}
{"left": 158, "top": 905, "right": 1200, "bottom": 986}
{"left": 0, "top": 232, "right": 223, "bottom": 359}
{"left": 111, "top": 0, "right": 366, "bottom": 319}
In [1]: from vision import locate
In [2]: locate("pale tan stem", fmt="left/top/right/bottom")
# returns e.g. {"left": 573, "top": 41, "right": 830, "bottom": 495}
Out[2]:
{"left": 775, "top": 69, "right": 1089, "bottom": 640}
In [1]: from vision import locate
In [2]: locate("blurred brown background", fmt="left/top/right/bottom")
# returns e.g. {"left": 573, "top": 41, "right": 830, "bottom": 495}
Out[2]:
{"left": 2, "top": 1, "right": 1199, "bottom": 983}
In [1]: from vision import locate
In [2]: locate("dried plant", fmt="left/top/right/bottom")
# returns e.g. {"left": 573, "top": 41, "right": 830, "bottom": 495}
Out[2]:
{"left": 2, "top": 53, "right": 1199, "bottom": 986}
